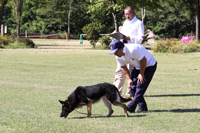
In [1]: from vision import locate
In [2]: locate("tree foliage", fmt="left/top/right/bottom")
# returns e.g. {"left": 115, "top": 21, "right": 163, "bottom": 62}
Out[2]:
{"left": 82, "top": 21, "right": 105, "bottom": 48}
{"left": 0, "top": 0, "right": 8, "bottom": 25}
{"left": 145, "top": 0, "right": 196, "bottom": 38}
{"left": 0, "top": 0, "right": 199, "bottom": 40}
{"left": 87, "top": 0, "right": 162, "bottom": 32}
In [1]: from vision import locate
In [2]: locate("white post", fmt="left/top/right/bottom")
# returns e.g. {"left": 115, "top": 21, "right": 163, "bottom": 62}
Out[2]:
{"left": 4, "top": 26, "right": 7, "bottom": 34}
{"left": 1, "top": 24, "right": 4, "bottom": 36}
{"left": 25, "top": 30, "right": 27, "bottom": 38}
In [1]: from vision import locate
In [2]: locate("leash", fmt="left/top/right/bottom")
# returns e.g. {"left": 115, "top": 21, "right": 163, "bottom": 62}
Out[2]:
{"left": 74, "top": 110, "right": 87, "bottom": 115}
{"left": 68, "top": 102, "right": 104, "bottom": 116}
{"left": 74, "top": 109, "right": 104, "bottom": 116}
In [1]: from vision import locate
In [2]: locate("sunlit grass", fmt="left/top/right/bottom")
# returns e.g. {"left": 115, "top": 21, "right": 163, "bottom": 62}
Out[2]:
{"left": 0, "top": 43, "right": 200, "bottom": 132}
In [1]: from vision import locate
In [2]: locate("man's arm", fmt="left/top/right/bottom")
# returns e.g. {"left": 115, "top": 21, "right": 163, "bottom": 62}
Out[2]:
{"left": 121, "top": 65, "right": 133, "bottom": 88}
{"left": 137, "top": 56, "right": 147, "bottom": 84}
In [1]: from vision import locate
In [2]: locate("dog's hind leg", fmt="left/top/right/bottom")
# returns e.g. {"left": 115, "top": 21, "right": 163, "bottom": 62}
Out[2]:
{"left": 112, "top": 102, "right": 129, "bottom": 117}
{"left": 87, "top": 101, "right": 92, "bottom": 117}
{"left": 102, "top": 97, "right": 114, "bottom": 117}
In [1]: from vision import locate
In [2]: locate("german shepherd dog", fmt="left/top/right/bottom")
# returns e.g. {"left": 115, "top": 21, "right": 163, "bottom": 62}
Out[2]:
{"left": 59, "top": 82, "right": 131, "bottom": 118}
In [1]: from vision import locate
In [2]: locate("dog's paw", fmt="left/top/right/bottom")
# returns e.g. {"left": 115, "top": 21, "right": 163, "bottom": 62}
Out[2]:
{"left": 125, "top": 113, "right": 129, "bottom": 117}
{"left": 106, "top": 110, "right": 114, "bottom": 117}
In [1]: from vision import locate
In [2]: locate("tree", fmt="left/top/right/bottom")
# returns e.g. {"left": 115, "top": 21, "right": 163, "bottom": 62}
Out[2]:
{"left": 34, "top": 0, "right": 91, "bottom": 36}
{"left": 13, "top": 0, "right": 23, "bottom": 37}
{"left": 142, "top": 0, "right": 200, "bottom": 39}
{"left": 161, "top": 0, "right": 199, "bottom": 39}
{"left": 196, "top": 0, "right": 199, "bottom": 40}
{"left": 0, "top": 0, "right": 8, "bottom": 26}
{"left": 82, "top": 21, "right": 105, "bottom": 48}
{"left": 21, "top": 1, "right": 46, "bottom": 34}
{"left": 88, "top": 0, "right": 161, "bottom": 32}
{"left": 88, "top": 0, "right": 123, "bottom": 32}
{"left": 68, "top": 0, "right": 73, "bottom": 40}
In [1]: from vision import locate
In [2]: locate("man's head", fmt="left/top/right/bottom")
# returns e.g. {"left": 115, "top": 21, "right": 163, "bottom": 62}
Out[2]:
{"left": 124, "top": 6, "right": 135, "bottom": 21}
{"left": 109, "top": 40, "right": 124, "bottom": 57}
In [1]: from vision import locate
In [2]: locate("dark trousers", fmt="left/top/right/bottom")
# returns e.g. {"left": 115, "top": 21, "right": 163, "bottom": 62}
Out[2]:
{"left": 128, "top": 62, "right": 157, "bottom": 111}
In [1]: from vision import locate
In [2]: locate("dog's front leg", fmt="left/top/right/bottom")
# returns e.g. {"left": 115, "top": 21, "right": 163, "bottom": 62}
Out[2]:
{"left": 87, "top": 101, "right": 92, "bottom": 117}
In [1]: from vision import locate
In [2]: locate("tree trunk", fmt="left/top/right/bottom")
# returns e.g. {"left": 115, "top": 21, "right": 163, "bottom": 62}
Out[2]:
{"left": 17, "top": 22, "right": 20, "bottom": 38}
{"left": 141, "top": 7, "right": 145, "bottom": 23}
{"left": 112, "top": 0, "right": 118, "bottom": 32}
{"left": 14, "top": 0, "right": 23, "bottom": 38}
{"left": 112, "top": 12, "right": 118, "bottom": 32}
{"left": 196, "top": 0, "right": 199, "bottom": 40}
{"left": 68, "top": 0, "right": 73, "bottom": 41}
{"left": 0, "top": 0, "right": 8, "bottom": 25}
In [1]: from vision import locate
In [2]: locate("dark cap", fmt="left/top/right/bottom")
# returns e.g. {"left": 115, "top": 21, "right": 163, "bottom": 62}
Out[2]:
{"left": 109, "top": 40, "right": 124, "bottom": 54}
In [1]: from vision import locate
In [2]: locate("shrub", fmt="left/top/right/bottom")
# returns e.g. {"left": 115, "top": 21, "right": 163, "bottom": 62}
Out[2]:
{"left": 98, "top": 35, "right": 112, "bottom": 48}
{"left": 0, "top": 35, "right": 36, "bottom": 49}
{"left": 0, "top": 43, "right": 3, "bottom": 48}
{"left": 82, "top": 21, "right": 105, "bottom": 48}
{"left": 18, "top": 38, "right": 36, "bottom": 48}
{"left": 0, "top": 35, "right": 14, "bottom": 48}
{"left": 184, "top": 40, "right": 200, "bottom": 53}
{"left": 152, "top": 38, "right": 200, "bottom": 53}
{"left": 5, "top": 41, "right": 26, "bottom": 49}
{"left": 152, "top": 38, "right": 178, "bottom": 53}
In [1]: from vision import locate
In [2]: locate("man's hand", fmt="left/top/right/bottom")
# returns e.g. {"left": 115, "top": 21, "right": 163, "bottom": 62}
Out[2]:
{"left": 124, "top": 35, "right": 130, "bottom": 41}
{"left": 121, "top": 65, "right": 132, "bottom": 88}
{"left": 137, "top": 73, "right": 146, "bottom": 84}
{"left": 128, "top": 79, "right": 133, "bottom": 89}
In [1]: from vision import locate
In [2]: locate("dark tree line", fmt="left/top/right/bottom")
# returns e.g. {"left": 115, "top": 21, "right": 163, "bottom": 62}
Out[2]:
{"left": 0, "top": 0, "right": 199, "bottom": 39}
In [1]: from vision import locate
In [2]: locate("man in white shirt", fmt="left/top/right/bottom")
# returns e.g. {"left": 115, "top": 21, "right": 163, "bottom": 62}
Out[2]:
{"left": 120, "top": 6, "right": 144, "bottom": 44}
{"left": 114, "top": 6, "right": 144, "bottom": 98}
{"left": 109, "top": 39, "right": 157, "bottom": 113}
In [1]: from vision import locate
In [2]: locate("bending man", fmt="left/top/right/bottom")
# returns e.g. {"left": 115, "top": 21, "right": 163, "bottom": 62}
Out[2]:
{"left": 109, "top": 39, "right": 157, "bottom": 113}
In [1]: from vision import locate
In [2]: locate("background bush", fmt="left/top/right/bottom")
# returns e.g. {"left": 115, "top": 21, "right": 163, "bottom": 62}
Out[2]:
{"left": 98, "top": 35, "right": 112, "bottom": 49}
{"left": 18, "top": 38, "right": 36, "bottom": 48}
{"left": 153, "top": 38, "right": 200, "bottom": 53}
{"left": 0, "top": 35, "right": 14, "bottom": 48}
{"left": 0, "top": 35, "right": 36, "bottom": 48}
{"left": 82, "top": 21, "right": 105, "bottom": 48}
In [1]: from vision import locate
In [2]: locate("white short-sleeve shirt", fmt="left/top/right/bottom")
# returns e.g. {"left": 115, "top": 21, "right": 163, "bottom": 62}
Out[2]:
{"left": 116, "top": 44, "right": 156, "bottom": 70}
{"left": 120, "top": 16, "right": 144, "bottom": 44}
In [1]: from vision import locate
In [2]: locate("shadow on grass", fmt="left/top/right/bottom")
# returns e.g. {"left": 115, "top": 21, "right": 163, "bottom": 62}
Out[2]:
{"left": 66, "top": 108, "right": 200, "bottom": 119}
{"left": 68, "top": 114, "right": 146, "bottom": 119}
{"left": 145, "top": 94, "right": 200, "bottom": 97}
{"left": 149, "top": 108, "right": 200, "bottom": 113}
{"left": 66, "top": 107, "right": 200, "bottom": 119}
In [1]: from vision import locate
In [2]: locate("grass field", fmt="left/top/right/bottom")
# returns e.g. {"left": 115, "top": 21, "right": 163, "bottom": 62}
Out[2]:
{"left": 0, "top": 39, "right": 200, "bottom": 133}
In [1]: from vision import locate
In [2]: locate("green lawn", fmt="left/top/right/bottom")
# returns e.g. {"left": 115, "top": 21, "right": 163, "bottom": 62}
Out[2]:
{"left": 0, "top": 41, "right": 200, "bottom": 133}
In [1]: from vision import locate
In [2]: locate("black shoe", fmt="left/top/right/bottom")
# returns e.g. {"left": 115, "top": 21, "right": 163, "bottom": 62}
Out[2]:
{"left": 137, "top": 108, "right": 148, "bottom": 113}
{"left": 127, "top": 106, "right": 135, "bottom": 113}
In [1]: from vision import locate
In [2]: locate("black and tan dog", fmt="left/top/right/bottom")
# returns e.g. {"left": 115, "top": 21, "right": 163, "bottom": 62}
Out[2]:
{"left": 59, "top": 82, "right": 131, "bottom": 118}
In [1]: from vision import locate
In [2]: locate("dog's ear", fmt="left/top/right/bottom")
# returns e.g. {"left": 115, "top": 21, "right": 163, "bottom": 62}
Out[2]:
{"left": 59, "top": 100, "right": 65, "bottom": 104}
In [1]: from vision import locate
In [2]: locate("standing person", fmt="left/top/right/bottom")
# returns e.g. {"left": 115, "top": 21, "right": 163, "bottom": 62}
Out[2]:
{"left": 109, "top": 39, "right": 157, "bottom": 113}
{"left": 114, "top": 6, "right": 144, "bottom": 98}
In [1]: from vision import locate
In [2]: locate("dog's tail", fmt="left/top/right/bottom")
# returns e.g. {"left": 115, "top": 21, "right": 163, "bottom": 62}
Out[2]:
{"left": 120, "top": 96, "right": 132, "bottom": 103}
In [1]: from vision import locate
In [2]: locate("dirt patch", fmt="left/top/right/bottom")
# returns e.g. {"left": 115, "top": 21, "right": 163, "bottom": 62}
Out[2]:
{"left": 34, "top": 39, "right": 93, "bottom": 49}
